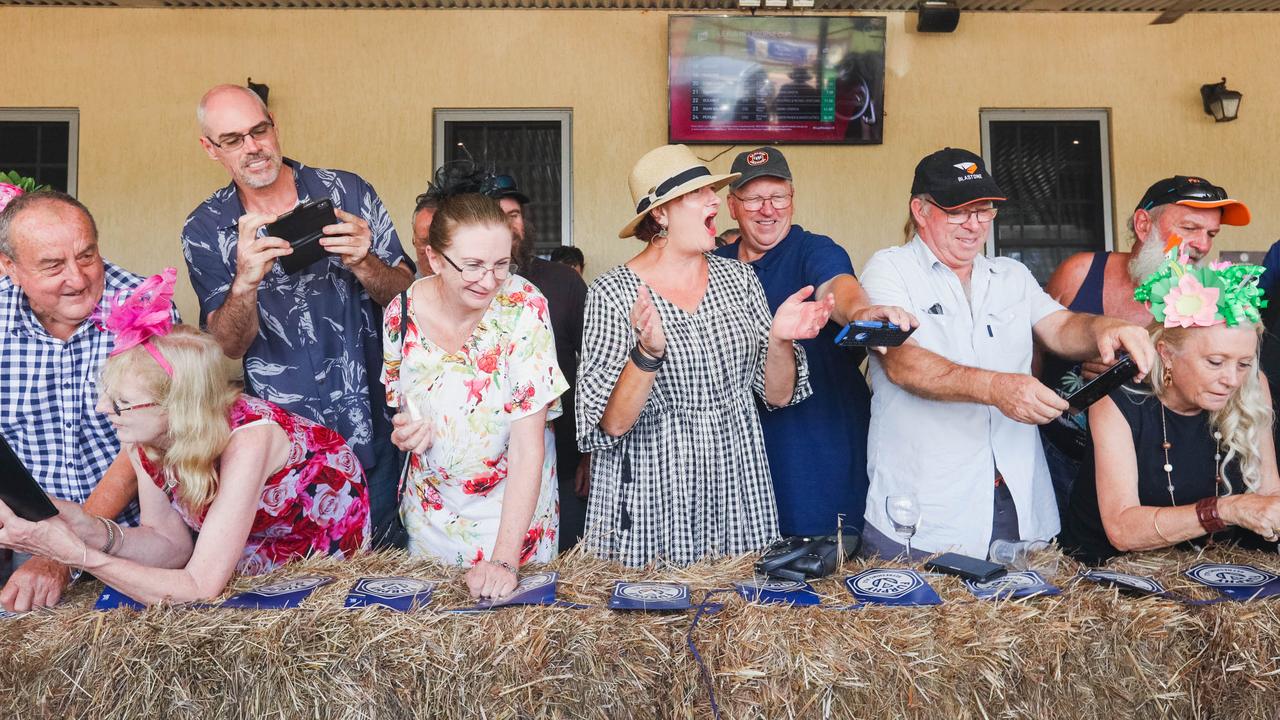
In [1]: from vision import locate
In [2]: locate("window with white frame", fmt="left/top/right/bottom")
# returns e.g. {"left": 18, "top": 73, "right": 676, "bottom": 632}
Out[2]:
{"left": 0, "top": 109, "right": 79, "bottom": 195}
{"left": 434, "top": 109, "right": 572, "bottom": 256}
{"left": 981, "top": 109, "right": 1113, "bottom": 285}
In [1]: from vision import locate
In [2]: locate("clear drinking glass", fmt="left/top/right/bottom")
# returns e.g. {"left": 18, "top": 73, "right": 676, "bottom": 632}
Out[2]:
{"left": 886, "top": 493, "right": 922, "bottom": 560}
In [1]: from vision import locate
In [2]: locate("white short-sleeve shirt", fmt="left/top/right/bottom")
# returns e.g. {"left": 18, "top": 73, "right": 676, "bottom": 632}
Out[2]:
{"left": 860, "top": 236, "right": 1065, "bottom": 558}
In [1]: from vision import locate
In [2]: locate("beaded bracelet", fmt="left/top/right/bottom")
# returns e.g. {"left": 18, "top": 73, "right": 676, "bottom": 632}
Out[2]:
{"left": 493, "top": 560, "right": 519, "bottom": 576}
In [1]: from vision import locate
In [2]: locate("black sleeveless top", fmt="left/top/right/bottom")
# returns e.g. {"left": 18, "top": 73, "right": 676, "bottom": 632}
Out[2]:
{"left": 1039, "top": 252, "right": 1110, "bottom": 460}
{"left": 1061, "top": 385, "right": 1269, "bottom": 564}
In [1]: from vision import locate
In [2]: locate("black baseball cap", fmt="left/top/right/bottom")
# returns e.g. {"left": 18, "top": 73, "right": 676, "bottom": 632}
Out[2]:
{"left": 729, "top": 147, "right": 792, "bottom": 190}
{"left": 1135, "top": 175, "right": 1250, "bottom": 226}
{"left": 487, "top": 174, "right": 530, "bottom": 205}
{"left": 911, "top": 147, "right": 1006, "bottom": 209}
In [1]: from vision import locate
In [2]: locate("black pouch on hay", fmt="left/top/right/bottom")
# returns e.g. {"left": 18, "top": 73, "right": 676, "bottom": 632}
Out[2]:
{"left": 755, "top": 536, "right": 843, "bottom": 582}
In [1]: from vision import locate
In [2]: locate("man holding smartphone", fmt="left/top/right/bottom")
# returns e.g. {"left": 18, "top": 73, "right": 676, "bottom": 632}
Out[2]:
{"left": 713, "top": 147, "right": 915, "bottom": 548}
{"left": 181, "top": 84, "right": 414, "bottom": 548}
{"left": 860, "top": 148, "right": 1155, "bottom": 561}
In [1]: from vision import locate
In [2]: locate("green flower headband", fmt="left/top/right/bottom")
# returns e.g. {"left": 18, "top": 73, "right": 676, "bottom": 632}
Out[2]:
{"left": 1133, "top": 234, "right": 1267, "bottom": 327}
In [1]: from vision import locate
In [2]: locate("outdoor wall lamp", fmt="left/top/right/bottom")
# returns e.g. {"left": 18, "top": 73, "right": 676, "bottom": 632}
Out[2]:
{"left": 1200, "top": 78, "right": 1242, "bottom": 122}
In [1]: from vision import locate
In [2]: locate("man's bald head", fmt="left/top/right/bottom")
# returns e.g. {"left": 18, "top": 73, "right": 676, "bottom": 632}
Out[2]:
{"left": 197, "top": 84, "right": 269, "bottom": 136}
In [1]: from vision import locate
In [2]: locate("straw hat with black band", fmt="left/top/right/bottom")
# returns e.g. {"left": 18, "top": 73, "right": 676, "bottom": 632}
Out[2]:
{"left": 618, "top": 145, "right": 739, "bottom": 239}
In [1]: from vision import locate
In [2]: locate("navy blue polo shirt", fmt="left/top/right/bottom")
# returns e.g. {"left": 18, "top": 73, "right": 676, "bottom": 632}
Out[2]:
{"left": 715, "top": 225, "right": 872, "bottom": 536}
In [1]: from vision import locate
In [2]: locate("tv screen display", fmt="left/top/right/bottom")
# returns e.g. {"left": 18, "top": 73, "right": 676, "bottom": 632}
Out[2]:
{"left": 669, "top": 16, "right": 886, "bottom": 145}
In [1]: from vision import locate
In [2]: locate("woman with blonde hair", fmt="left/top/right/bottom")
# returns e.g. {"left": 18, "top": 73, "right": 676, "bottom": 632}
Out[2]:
{"left": 1062, "top": 249, "right": 1280, "bottom": 563}
{"left": 0, "top": 270, "right": 369, "bottom": 606}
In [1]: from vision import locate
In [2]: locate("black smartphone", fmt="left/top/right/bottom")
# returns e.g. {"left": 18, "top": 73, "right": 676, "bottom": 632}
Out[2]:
{"left": 0, "top": 434, "right": 58, "bottom": 522}
{"left": 265, "top": 198, "right": 339, "bottom": 274}
{"left": 924, "top": 552, "right": 1007, "bottom": 583}
{"left": 1060, "top": 353, "right": 1139, "bottom": 415}
{"left": 834, "top": 320, "right": 917, "bottom": 348}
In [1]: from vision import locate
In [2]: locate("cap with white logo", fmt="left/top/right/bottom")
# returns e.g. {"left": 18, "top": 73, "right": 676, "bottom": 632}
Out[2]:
{"left": 911, "top": 147, "right": 1006, "bottom": 209}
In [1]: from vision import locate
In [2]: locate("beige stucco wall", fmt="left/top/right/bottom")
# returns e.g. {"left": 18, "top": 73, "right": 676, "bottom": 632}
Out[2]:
{"left": 0, "top": 7, "right": 1276, "bottom": 320}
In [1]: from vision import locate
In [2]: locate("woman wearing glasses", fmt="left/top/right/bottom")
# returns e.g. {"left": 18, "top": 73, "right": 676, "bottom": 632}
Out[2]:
{"left": 0, "top": 273, "right": 370, "bottom": 607}
{"left": 382, "top": 194, "right": 567, "bottom": 600}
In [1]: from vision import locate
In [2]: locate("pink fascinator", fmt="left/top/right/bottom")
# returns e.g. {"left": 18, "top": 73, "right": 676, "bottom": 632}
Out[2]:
{"left": 101, "top": 267, "right": 178, "bottom": 375}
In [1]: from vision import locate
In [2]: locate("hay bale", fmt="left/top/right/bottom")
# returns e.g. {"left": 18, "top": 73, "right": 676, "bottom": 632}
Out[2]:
{"left": 1, "top": 546, "right": 1277, "bottom": 719}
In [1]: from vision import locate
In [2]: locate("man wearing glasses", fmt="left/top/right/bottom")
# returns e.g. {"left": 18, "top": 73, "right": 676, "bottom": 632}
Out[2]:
{"left": 713, "top": 146, "right": 914, "bottom": 550}
{"left": 1039, "top": 176, "right": 1250, "bottom": 520}
{"left": 858, "top": 148, "right": 1154, "bottom": 561}
{"left": 181, "top": 84, "right": 413, "bottom": 548}
{"left": 0, "top": 191, "right": 177, "bottom": 610}
{"left": 485, "top": 175, "right": 590, "bottom": 551}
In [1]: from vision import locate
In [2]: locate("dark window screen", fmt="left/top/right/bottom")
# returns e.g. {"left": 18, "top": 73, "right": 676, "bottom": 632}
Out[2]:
{"left": 989, "top": 120, "right": 1107, "bottom": 284}
{"left": 0, "top": 121, "right": 71, "bottom": 192}
{"left": 442, "top": 120, "right": 563, "bottom": 255}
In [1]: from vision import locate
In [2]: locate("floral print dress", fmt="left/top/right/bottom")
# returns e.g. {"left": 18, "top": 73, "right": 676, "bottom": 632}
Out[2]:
{"left": 382, "top": 275, "right": 568, "bottom": 567}
{"left": 138, "top": 395, "right": 370, "bottom": 576}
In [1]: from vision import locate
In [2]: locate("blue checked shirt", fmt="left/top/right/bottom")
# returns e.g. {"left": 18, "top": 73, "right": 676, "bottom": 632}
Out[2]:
{"left": 181, "top": 158, "right": 407, "bottom": 469}
{"left": 0, "top": 261, "right": 177, "bottom": 526}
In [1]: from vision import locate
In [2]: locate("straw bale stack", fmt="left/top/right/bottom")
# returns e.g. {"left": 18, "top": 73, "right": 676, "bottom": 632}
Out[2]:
{"left": 1, "top": 546, "right": 1277, "bottom": 719}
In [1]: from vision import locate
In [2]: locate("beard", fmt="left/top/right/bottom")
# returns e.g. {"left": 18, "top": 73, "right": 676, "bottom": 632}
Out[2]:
{"left": 1128, "top": 226, "right": 1204, "bottom": 283}
{"left": 235, "top": 151, "right": 283, "bottom": 190}
{"left": 513, "top": 218, "right": 536, "bottom": 272}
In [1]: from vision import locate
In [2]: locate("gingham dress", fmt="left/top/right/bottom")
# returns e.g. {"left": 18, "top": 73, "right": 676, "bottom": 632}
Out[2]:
{"left": 577, "top": 253, "right": 811, "bottom": 567}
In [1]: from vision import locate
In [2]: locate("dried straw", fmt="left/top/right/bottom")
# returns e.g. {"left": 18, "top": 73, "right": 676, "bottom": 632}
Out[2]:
{"left": 1, "top": 545, "right": 1277, "bottom": 719}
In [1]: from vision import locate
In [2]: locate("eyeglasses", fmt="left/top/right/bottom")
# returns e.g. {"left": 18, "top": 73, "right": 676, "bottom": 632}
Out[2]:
{"left": 439, "top": 253, "right": 515, "bottom": 283}
{"left": 205, "top": 120, "right": 275, "bottom": 151}
{"left": 732, "top": 192, "right": 794, "bottom": 212}
{"left": 926, "top": 198, "right": 999, "bottom": 225}
{"left": 108, "top": 399, "right": 160, "bottom": 416}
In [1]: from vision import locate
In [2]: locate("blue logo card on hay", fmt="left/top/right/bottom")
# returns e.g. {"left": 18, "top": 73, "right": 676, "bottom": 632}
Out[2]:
{"left": 1077, "top": 569, "right": 1166, "bottom": 597}
{"left": 964, "top": 571, "right": 1061, "bottom": 600}
{"left": 609, "top": 581, "right": 692, "bottom": 611}
{"left": 344, "top": 577, "right": 438, "bottom": 611}
{"left": 454, "top": 571, "right": 560, "bottom": 612}
{"left": 734, "top": 578, "right": 821, "bottom": 606}
{"left": 95, "top": 586, "right": 146, "bottom": 611}
{"left": 844, "top": 569, "right": 942, "bottom": 606}
{"left": 1184, "top": 563, "right": 1280, "bottom": 601}
{"left": 220, "top": 575, "right": 334, "bottom": 609}
{"left": 0, "top": 609, "right": 25, "bottom": 620}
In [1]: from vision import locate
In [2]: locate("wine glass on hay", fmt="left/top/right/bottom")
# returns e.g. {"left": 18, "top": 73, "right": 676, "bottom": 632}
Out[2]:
{"left": 886, "top": 493, "right": 921, "bottom": 561}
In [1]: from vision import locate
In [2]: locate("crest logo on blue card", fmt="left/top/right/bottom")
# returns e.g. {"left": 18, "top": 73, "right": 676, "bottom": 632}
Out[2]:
{"left": 0, "top": 609, "right": 24, "bottom": 620}
{"left": 1185, "top": 563, "right": 1280, "bottom": 601}
{"left": 94, "top": 587, "right": 146, "bottom": 611}
{"left": 734, "top": 578, "right": 821, "bottom": 606}
{"left": 844, "top": 569, "right": 942, "bottom": 606}
{"left": 965, "top": 571, "right": 1061, "bottom": 600}
{"left": 1078, "top": 570, "right": 1165, "bottom": 596}
{"left": 457, "top": 571, "right": 560, "bottom": 612}
{"left": 345, "top": 577, "right": 437, "bottom": 611}
{"left": 609, "top": 581, "right": 692, "bottom": 611}
{"left": 220, "top": 575, "right": 334, "bottom": 609}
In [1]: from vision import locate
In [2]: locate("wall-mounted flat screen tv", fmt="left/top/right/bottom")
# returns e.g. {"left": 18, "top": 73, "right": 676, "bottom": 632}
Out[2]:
{"left": 669, "top": 15, "right": 886, "bottom": 145}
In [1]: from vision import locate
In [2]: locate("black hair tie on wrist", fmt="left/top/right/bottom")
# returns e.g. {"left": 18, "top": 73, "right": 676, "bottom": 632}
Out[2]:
{"left": 630, "top": 344, "right": 665, "bottom": 372}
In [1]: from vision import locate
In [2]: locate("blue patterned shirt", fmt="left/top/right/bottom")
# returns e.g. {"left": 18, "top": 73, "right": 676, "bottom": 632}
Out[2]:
{"left": 0, "top": 261, "right": 176, "bottom": 525}
{"left": 180, "top": 158, "right": 407, "bottom": 468}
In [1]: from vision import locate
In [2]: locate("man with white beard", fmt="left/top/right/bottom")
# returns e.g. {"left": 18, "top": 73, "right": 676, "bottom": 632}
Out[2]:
{"left": 1039, "top": 175, "right": 1250, "bottom": 519}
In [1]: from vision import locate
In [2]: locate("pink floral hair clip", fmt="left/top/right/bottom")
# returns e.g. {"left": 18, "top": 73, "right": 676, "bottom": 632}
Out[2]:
{"left": 101, "top": 267, "right": 178, "bottom": 375}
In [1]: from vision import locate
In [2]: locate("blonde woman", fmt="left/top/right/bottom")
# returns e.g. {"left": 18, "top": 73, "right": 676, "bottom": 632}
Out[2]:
{"left": 1062, "top": 253, "right": 1280, "bottom": 563}
{"left": 0, "top": 272, "right": 369, "bottom": 607}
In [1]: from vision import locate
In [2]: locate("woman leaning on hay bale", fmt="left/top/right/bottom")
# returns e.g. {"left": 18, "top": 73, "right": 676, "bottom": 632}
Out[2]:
{"left": 382, "top": 192, "right": 567, "bottom": 600}
{"left": 1061, "top": 248, "right": 1280, "bottom": 564}
{"left": 576, "top": 145, "right": 832, "bottom": 567}
{"left": 0, "top": 270, "right": 370, "bottom": 608}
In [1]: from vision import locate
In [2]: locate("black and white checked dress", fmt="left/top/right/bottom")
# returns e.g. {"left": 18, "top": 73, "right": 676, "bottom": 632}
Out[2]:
{"left": 577, "top": 253, "right": 811, "bottom": 567}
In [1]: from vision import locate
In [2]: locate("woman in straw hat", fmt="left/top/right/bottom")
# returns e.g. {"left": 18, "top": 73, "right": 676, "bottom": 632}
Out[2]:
{"left": 577, "top": 144, "right": 833, "bottom": 567}
{"left": 1061, "top": 246, "right": 1280, "bottom": 564}
{"left": 0, "top": 270, "right": 370, "bottom": 608}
